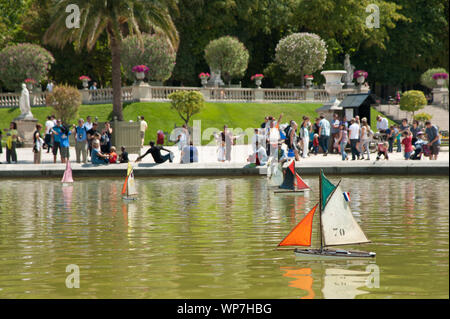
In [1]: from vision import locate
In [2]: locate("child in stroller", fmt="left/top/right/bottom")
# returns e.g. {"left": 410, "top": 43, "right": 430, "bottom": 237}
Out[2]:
{"left": 411, "top": 131, "right": 426, "bottom": 160}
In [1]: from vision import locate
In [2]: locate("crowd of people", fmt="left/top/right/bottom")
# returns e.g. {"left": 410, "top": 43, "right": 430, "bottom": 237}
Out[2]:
{"left": 242, "top": 112, "right": 442, "bottom": 165}
{"left": 0, "top": 115, "right": 130, "bottom": 165}
{"left": 0, "top": 111, "right": 443, "bottom": 165}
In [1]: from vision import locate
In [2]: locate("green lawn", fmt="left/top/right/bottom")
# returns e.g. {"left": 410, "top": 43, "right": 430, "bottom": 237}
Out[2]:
{"left": 0, "top": 102, "right": 323, "bottom": 145}
{"left": 0, "top": 102, "right": 397, "bottom": 145}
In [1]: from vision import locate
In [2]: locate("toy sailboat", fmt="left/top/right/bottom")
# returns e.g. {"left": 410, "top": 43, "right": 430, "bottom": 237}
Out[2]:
{"left": 277, "top": 170, "right": 375, "bottom": 259}
{"left": 61, "top": 160, "right": 74, "bottom": 186}
{"left": 122, "top": 163, "right": 138, "bottom": 200}
{"left": 274, "top": 160, "right": 310, "bottom": 194}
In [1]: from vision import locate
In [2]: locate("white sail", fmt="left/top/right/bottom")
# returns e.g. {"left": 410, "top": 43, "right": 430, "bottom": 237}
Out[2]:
{"left": 268, "top": 162, "right": 284, "bottom": 187}
{"left": 127, "top": 169, "right": 138, "bottom": 196}
{"left": 322, "top": 268, "right": 370, "bottom": 299}
{"left": 321, "top": 185, "right": 370, "bottom": 246}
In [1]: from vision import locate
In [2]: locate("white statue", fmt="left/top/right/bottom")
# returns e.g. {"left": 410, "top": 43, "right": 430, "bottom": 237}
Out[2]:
{"left": 18, "top": 83, "right": 34, "bottom": 119}
{"left": 344, "top": 54, "right": 355, "bottom": 85}
{"left": 207, "top": 70, "right": 224, "bottom": 87}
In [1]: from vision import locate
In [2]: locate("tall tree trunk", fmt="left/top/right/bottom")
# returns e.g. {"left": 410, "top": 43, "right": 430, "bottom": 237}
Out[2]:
{"left": 110, "top": 34, "right": 123, "bottom": 121}
{"left": 300, "top": 69, "right": 305, "bottom": 88}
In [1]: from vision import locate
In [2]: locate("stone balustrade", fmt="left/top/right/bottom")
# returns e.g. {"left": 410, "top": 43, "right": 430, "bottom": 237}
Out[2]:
{"left": 0, "top": 85, "right": 360, "bottom": 107}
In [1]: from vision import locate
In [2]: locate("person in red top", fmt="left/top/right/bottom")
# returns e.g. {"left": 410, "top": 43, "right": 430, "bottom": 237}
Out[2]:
{"left": 401, "top": 131, "right": 413, "bottom": 160}
{"left": 109, "top": 146, "right": 118, "bottom": 163}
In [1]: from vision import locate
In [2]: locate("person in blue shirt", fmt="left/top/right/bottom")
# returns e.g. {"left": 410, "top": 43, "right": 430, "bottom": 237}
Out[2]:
{"left": 59, "top": 125, "right": 71, "bottom": 164}
{"left": 72, "top": 119, "right": 88, "bottom": 163}
{"left": 91, "top": 140, "right": 109, "bottom": 165}
{"left": 318, "top": 114, "right": 331, "bottom": 156}
{"left": 51, "top": 119, "right": 63, "bottom": 163}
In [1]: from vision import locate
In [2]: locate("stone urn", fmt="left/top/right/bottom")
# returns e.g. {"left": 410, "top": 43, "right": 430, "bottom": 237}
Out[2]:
{"left": 200, "top": 77, "right": 208, "bottom": 87}
{"left": 436, "top": 78, "right": 446, "bottom": 87}
{"left": 26, "top": 83, "right": 33, "bottom": 91}
{"left": 255, "top": 78, "right": 262, "bottom": 89}
{"left": 135, "top": 72, "right": 145, "bottom": 82}
{"left": 322, "top": 70, "right": 346, "bottom": 101}
{"left": 82, "top": 79, "right": 89, "bottom": 89}
{"left": 305, "top": 78, "right": 313, "bottom": 88}
{"left": 357, "top": 76, "right": 365, "bottom": 84}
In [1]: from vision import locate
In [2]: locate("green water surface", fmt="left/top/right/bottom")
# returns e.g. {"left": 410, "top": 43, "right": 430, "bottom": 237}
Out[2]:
{"left": 0, "top": 175, "right": 448, "bottom": 299}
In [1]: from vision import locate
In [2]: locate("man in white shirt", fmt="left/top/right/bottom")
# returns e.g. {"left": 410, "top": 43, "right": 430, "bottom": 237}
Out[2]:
{"left": 44, "top": 116, "right": 55, "bottom": 153}
{"left": 140, "top": 116, "right": 148, "bottom": 147}
{"left": 84, "top": 116, "right": 93, "bottom": 131}
{"left": 248, "top": 141, "right": 267, "bottom": 166}
{"left": 318, "top": 114, "right": 331, "bottom": 156}
{"left": 348, "top": 118, "right": 361, "bottom": 160}
{"left": 46, "top": 81, "right": 54, "bottom": 93}
{"left": 376, "top": 115, "right": 389, "bottom": 134}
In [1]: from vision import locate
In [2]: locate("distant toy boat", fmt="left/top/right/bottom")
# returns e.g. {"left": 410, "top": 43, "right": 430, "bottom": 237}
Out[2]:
{"left": 122, "top": 162, "right": 138, "bottom": 200}
{"left": 277, "top": 170, "right": 375, "bottom": 259}
{"left": 61, "top": 160, "right": 74, "bottom": 186}
{"left": 267, "top": 157, "right": 284, "bottom": 187}
{"left": 274, "top": 160, "right": 310, "bottom": 194}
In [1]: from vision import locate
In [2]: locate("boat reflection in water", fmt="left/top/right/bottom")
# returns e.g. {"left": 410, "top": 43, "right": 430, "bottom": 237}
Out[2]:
{"left": 281, "top": 260, "right": 377, "bottom": 299}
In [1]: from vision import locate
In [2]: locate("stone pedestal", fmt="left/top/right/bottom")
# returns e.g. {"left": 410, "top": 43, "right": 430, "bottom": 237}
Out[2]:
{"left": 200, "top": 88, "right": 211, "bottom": 101}
{"left": 432, "top": 87, "right": 449, "bottom": 107}
{"left": 81, "top": 90, "right": 91, "bottom": 104}
{"left": 305, "top": 90, "right": 315, "bottom": 101}
{"left": 255, "top": 89, "right": 264, "bottom": 102}
{"left": 15, "top": 118, "right": 38, "bottom": 147}
{"left": 132, "top": 83, "right": 152, "bottom": 102}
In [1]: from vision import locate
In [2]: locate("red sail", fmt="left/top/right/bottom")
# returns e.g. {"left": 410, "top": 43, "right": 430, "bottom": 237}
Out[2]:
{"left": 278, "top": 204, "right": 318, "bottom": 246}
{"left": 288, "top": 161, "right": 310, "bottom": 190}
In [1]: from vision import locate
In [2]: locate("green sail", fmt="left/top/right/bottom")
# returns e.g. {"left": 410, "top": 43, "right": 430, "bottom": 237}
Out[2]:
{"left": 321, "top": 171, "right": 336, "bottom": 209}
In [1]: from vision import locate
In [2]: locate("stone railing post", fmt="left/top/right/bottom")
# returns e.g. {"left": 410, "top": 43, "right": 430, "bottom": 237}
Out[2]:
{"left": 132, "top": 82, "right": 152, "bottom": 102}
{"left": 254, "top": 88, "right": 264, "bottom": 102}
{"left": 81, "top": 89, "right": 90, "bottom": 104}
{"left": 200, "top": 88, "right": 211, "bottom": 102}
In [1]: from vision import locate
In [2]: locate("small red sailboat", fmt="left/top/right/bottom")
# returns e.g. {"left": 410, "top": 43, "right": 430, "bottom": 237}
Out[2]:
{"left": 61, "top": 160, "right": 74, "bottom": 186}
{"left": 274, "top": 159, "right": 310, "bottom": 194}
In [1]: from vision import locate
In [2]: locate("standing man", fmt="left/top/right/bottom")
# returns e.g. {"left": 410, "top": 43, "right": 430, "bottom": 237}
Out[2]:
{"left": 140, "top": 116, "right": 148, "bottom": 147}
{"left": 318, "top": 114, "right": 331, "bottom": 156}
{"left": 331, "top": 113, "right": 341, "bottom": 153}
{"left": 348, "top": 118, "right": 361, "bottom": 160}
{"left": 44, "top": 116, "right": 54, "bottom": 153}
{"left": 73, "top": 119, "right": 88, "bottom": 163}
{"left": 51, "top": 119, "right": 63, "bottom": 163}
{"left": 84, "top": 116, "right": 93, "bottom": 131}
{"left": 46, "top": 81, "right": 54, "bottom": 93}
{"left": 89, "top": 82, "right": 98, "bottom": 90}
{"left": 425, "top": 121, "right": 441, "bottom": 160}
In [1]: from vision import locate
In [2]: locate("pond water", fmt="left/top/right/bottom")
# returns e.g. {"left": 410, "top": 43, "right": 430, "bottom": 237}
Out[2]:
{"left": 0, "top": 175, "right": 448, "bottom": 299}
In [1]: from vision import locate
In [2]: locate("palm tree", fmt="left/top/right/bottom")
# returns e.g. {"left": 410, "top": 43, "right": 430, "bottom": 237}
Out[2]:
{"left": 43, "top": 0, "right": 178, "bottom": 121}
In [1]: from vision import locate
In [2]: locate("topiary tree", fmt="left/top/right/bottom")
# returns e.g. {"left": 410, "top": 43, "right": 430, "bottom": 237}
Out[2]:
{"left": 414, "top": 112, "right": 433, "bottom": 125}
{"left": 46, "top": 85, "right": 81, "bottom": 124}
{"left": 420, "top": 67, "right": 449, "bottom": 89}
{"left": 0, "top": 43, "right": 55, "bottom": 91}
{"left": 400, "top": 90, "right": 427, "bottom": 119}
{"left": 121, "top": 33, "right": 177, "bottom": 83}
{"left": 168, "top": 90, "right": 205, "bottom": 127}
{"left": 275, "top": 33, "right": 327, "bottom": 87}
{"left": 204, "top": 36, "right": 249, "bottom": 85}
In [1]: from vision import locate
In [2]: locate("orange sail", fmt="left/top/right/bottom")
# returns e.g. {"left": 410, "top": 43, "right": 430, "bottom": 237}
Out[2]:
{"left": 278, "top": 204, "right": 318, "bottom": 246}
{"left": 121, "top": 176, "right": 128, "bottom": 195}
